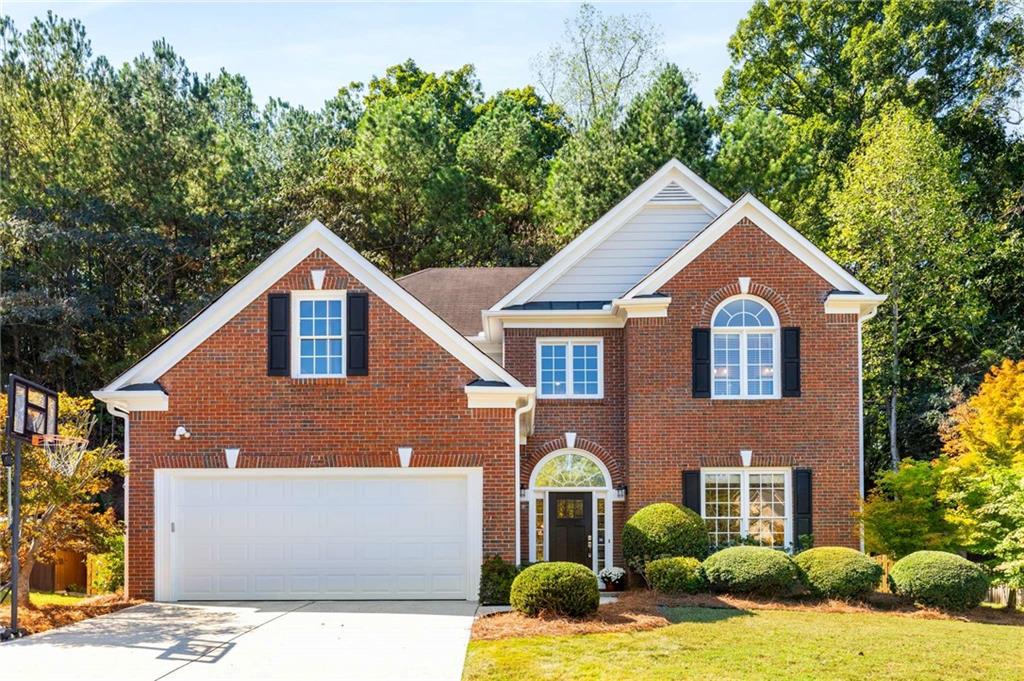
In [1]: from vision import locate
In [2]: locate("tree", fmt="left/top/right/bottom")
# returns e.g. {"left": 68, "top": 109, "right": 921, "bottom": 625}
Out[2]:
{"left": 0, "top": 393, "right": 122, "bottom": 607}
{"left": 534, "top": 3, "right": 662, "bottom": 129}
{"left": 861, "top": 459, "right": 955, "bottom": 559}
{"left": 829, "top": 106, "right": 990, "bottom": 472}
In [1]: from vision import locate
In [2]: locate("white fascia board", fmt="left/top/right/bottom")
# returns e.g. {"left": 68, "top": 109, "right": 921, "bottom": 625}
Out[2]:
{"left": 825, "top": 293, "right": 887, "bottom": 320}
{"left": 101, "top": 220, "right": 521, "bottom": 392}
{"left": 482, "top": 308, "right": 623, "bottom": 343}
{"left": 464, "top": 385, "right": 536, "bottom": 409}
{"left": 624, "top": 195, "right": 876, "bottom": 298}
{"left": 91, "top": 389, "right": 168, "bottom": 415}
{"left": 611, "top": 296, "right": 671, "bottom": 319}
{"left": 490, "top": 159, "right": 731, "bottom": 310}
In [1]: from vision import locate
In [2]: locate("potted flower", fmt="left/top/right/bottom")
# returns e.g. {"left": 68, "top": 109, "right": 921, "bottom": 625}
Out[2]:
{"left": 598, "top": 566, "right": 626, "bottom": 592}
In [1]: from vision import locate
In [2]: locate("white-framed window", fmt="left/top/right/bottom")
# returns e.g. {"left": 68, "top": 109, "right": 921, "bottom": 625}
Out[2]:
{"left": 535, "top": 338, "right": 603, "bottom": 399}
{"left": 711, "top": 295, "right": 780, "bottom": 399}
{"left": 701, "top": 468, "right": 792, "bottom": 548}
{"left": 292, "top": 290, "right": 345, "bottom": 377}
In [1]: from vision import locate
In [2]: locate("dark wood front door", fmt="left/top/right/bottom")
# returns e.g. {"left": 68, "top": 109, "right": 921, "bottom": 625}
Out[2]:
{"left": 548, "top": 492, "right": 592, "bottom": 566}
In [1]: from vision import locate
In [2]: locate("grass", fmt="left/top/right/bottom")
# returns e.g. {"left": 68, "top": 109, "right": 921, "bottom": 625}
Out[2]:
{"left": 465, "top": 606, "right": 1024, "bottom": 680}
{"left": 28, "top": 591, "right": 86, "bottom": 607}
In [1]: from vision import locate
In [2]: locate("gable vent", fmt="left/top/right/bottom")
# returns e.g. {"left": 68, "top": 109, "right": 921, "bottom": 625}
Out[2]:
{"left": 650, "top": 181, "right": 696, "bottom": 203}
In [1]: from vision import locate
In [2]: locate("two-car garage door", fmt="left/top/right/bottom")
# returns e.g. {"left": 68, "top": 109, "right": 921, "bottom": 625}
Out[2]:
{"left": 153, "top": 469, "right": 482, "bottom": 601}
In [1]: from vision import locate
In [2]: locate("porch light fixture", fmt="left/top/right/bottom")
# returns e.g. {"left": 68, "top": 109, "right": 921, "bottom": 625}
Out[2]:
{"left": 225, "top": 448, "right": 240, "bottom": 469}
{"left": 173, "top": 425, "right": 191, "bottom": 441}
{"left": 740, "top": 449, "right": 753, "bottom": 467}
{"left": 397, "top": 447, "right": 412, "bottom": 468}
{"left": 614, "top": 484, "right": 627, "bottom": 501}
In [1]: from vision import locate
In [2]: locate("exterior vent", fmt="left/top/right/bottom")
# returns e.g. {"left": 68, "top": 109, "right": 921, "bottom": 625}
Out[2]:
{"left": 650, "top": 181, "right": 696, "bottom": 203}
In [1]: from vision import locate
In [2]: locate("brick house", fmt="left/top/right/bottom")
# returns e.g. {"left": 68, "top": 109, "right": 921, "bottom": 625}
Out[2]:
{"left": 94, "top": 159, "right": 884, "bottom": 601}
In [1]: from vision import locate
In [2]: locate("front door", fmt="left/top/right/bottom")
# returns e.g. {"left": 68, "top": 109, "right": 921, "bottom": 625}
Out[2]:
{"left": 548, "top": 492, "right": 592, "bottom": 566}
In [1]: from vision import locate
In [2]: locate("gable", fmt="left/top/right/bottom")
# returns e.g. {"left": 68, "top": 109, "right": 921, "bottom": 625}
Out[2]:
{"left": 624, "top": 195, "right": 878, "bottom": 299}
{"left": 492, "top": 159, "right": 731, "bottom": 309}
{"left": 99, "top": 221, "right": 522, "bottom": 394}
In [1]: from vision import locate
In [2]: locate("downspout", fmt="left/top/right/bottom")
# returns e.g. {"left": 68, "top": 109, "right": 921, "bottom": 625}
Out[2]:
{"left": 514, "top": 393, "right": 535, "bottom": 566}
{"left": 108, "top": 405, "right": 130, "bottom": 594}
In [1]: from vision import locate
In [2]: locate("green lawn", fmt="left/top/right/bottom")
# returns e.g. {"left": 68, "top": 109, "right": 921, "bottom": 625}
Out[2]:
{"left": 28, "top": 591, "right": 86, "bottom": 607}
{"left": 464, "top": 607, "right": 1024, "bottom": 681}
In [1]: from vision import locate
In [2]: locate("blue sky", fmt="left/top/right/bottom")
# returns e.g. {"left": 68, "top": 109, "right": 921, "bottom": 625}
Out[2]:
{"left": 2, "top": 1, "right": 753, "bottom": 110}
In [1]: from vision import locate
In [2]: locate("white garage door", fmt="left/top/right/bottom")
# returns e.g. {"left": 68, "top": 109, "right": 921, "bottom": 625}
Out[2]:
{"left": 155, "top": 469, "right": 482, "bottom": 601}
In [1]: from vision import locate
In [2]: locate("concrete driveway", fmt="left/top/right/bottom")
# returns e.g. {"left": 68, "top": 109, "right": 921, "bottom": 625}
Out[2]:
{"left": 2, "top": 600, "right": 478, "bottom": 681}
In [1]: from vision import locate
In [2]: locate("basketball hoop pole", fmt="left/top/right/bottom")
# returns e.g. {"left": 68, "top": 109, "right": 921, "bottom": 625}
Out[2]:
{"left": 8, "top": 438, "right": 21, "bottom": 632}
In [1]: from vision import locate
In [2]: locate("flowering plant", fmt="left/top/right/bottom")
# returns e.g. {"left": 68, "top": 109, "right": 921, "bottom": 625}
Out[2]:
{"left": 598, "top": 566, "right": 626, "bottom": 585}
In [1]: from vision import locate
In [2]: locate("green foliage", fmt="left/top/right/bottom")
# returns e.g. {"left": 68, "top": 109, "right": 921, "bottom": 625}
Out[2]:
{"left": 861, "top": 460, "right": 955, "bottom": 559}
{"left": 794, "top": 547, "right": 882, "bottom": 598}
{"left": 479, "top": 555, "right": 522, "bottom": 606}
{"left": 645, "top": 557, "right": 707, "bottom": 595}
{"left": 509, "top": 562, "right": 600, "bottom": 617}
{"left": 622, "top": 503, "right": 710, "bottom": 578}
{"left": 88, "top": 532, "right": 125, "bottom": 594}
{"left": 889, "top": 551, "right": 989, "bottom": 611}
{"left": 702, "top": 546, "right": 799, "bottom": 596}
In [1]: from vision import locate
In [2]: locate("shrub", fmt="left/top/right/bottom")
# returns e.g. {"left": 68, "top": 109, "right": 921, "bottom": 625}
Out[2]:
{"left": 88, "top": 532, "right": 125, "bottom": 594}
{"left": 646, "top": 557, "right": 707, "bottom": 595}
{"left": 702, "top": 546, "right": 799, "bottom": 596}
{"left": 622, "top": 503, "right": 710, "bottom": 577}
{"left": 479, "top": 555, "right": 522, "bottom": 605}
{"left": 794, "top": 547, "right": 882, "bottom": 598}
{"left": 888, "top": 551, "right": 989, "bottom": 611}
{"left": 510, "top": 562, "right": 600, "bottom": 617}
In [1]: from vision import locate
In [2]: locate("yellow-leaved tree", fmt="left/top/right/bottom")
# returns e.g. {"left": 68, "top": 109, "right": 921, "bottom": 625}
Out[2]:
{"left": 0, "top": 393, "right": 124, "bottom": 608}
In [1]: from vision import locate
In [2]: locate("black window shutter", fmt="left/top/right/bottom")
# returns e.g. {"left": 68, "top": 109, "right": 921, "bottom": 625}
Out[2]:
{"left": 793, "top": 468, "right": 812, "bottom": 548}
{"left": 267, "top": 293, "right": 290, "bottom": 376}
{"left": 682, "top": 470, "right": 701, "bottom": 514}
{"left": 346, "top": 291, "right": 369, "bottom": 376}
{"left": 692, "top": 328, "right": 711, "bottom": 398}
{"left": 782, "top": 327, "right": 801, "bottom": 397}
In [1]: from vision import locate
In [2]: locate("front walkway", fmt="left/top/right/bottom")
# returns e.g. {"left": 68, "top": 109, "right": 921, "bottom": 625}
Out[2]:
{"left": 2, "top": 600, "right": 477, "bottom": 681}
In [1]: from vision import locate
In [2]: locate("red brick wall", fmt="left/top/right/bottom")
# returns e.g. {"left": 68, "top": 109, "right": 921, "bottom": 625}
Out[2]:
{"left": 503, "top": 217, "right": 862, "bottom": 558}
{"left": 125, "top": 250, "right": 516, "bottom": 599}
{"left": 626, "top": 218, "right": 861, "bottom": 547}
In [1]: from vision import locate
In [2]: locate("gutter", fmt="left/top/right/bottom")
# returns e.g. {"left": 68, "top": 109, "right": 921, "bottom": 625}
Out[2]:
{"left": 513, "top": 392, "right": 536, "bottom": 567}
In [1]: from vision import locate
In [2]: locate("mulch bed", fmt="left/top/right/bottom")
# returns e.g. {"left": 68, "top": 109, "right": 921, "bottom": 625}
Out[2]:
{"left": 472, "top": 590, "right": 1024, "bottom": 641}
{"left": 0, "top": 593, "right": 144, "bottom": 635}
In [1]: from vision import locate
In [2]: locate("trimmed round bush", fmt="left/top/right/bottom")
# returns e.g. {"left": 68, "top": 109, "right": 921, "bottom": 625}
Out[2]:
{"left": 622, "top": 503, "right": 710, "bottom": 575}
{"left": 510, "top": 562, "right": 600, "bottom": 617}
{"left": 794, "top": 547, "right": 882, "bottom": 598}
{"left": 702, "top": 546, "right": 799, "bottom": 595}
{"left": 889, "top": 551, "right": 989, "bottom": 611}
{"left": 646, "top": 557, "right": 707, "bottom": 595}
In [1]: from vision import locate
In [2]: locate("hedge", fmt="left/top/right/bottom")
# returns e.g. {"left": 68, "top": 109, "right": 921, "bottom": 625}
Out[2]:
{"left": 510, "top": 562, "right": 600, "bottom": 617}
{"left": 702, "top": 546, "right": 799, "bottom": 596}
{"left": 888, "top": 551, "right": 989, "bottom": 611}
{"left": 794, "top": 547, "right": 881, "bottom": 598}
{"left": 646, "top": 556, "right": 707, "bottom": 595}
{"left": 622, "top": 503, "right": 710, "bottom": 578}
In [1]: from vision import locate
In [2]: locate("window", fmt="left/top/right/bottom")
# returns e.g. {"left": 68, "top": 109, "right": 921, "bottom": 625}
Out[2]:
{"left": 702, "top": 469, "right": 791, "bottom": 548}
{"left": 293, "top": 292, "right": 344, "bottom": 377}
{"left": 533, "top": 451, "right": 607, "bottom": 488}
{"left": 536, "top": 338, "right": 603, "bottom": 398}
{"left": 711, "top": 296, "right": 779, "bottom": 398}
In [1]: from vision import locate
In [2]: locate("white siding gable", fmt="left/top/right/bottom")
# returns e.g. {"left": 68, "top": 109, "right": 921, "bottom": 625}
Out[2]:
{"left": 534, "top": 203, "right": 714, "bottom": 301}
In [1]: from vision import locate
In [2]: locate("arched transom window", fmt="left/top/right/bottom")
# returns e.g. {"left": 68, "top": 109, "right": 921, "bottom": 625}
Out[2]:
{"left": 711, "top": 296, "right": 779, "bottom": 398}
{"left": 532, "top": 451, "right": 608, "bottom": 488}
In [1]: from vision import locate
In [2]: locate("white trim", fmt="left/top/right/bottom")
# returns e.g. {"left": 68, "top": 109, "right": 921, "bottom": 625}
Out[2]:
{"left": 100, "top": 220, "right": 521, "bottom": 393}
{"left": 857, "top": 317, "right": 866, "bottom": 552}
{"left": 491, "top": 159, "right": 730, "bottom": 310}
{"left": 624, "top": 195, "right": 877, "bottom": 299}
{"left": 527, "top": 448, "right": 614, "bottom": 573}
{"left": 91, "top": 389, "right": 168, "bottom": 413}
{"left": 825, "top": 292, "right": 887, "bottom": 320}
{"left": 463, "top": 385, "right": 535, "bottom": 410}
{"left": 700, "top": 467, "right": 793, "bottom": 548}
{"left": 535, "top": 337, "right": 605, "bottom": 400}
{"left": 710, "top": 295, "right": 781, "bottom": 400}
{"left": 154, "top": 466, "right": 484, "bottom": 602}
{"left": 291, "top": 289, "right": 346, "bottom": 379}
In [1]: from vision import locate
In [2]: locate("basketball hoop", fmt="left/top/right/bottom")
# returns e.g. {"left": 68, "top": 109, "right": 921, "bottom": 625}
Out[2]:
{"left": 31, "top": 434, "right": 88, "bottom": 477}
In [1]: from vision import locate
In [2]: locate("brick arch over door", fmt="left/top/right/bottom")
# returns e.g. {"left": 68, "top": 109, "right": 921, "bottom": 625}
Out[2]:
{"left": 521, "top": 436, "right": 624, "bottom": 487}
{"left": 699, "top": 281, "right": 794, "bottom": 327}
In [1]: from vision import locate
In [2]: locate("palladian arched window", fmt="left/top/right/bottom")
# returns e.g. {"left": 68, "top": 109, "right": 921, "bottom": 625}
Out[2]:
{"left": 533, "top": 451, "right": 608, "bottom": 488}
{"left": 711, "top": 296, "right": 779, "bottom": 398}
